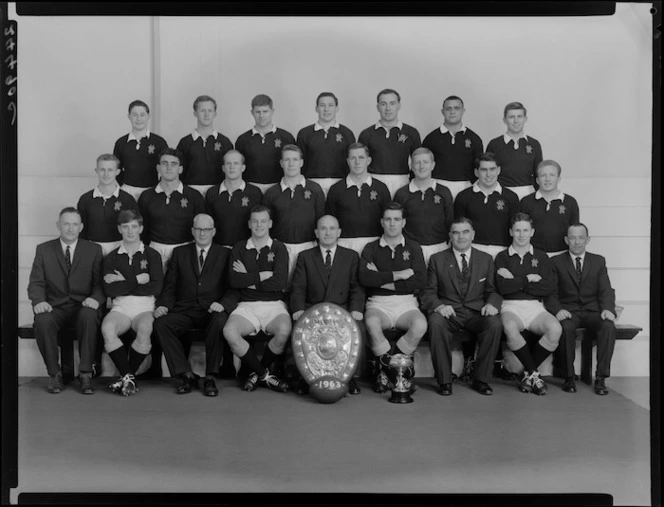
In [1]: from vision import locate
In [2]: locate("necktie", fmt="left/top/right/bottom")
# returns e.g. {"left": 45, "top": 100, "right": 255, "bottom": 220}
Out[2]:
{"left": 325, "top": 249, "right": 332, "bottom": 270}
{"left": 65, "top": 246, "right": 71, "bottom": 272}
{"left": 199, "top": 249, "right": 205, "bottom": 270}
{"left": 461, "top": 253, "right": 469, "bottom": 281}
{"left": 575, "top": 256, "right": 582, "bottom": 282}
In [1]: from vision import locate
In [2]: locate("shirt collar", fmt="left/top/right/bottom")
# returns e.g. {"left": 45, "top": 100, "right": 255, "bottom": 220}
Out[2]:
{"left": 93, "top": 184, "right": 121, "bottom": 199}
{"left": 569, "top": 251, "right": 586, "bottom": 263}
{"left": 314, "top": 121, "right": 340, "bottom": 131}
{"left": 60, "top": 239, "right": 78, "bottom": 255}
{"left": 280, "top": 176, "right": 306, "bottom": 192}
{"left": 251, "top": 125, "right": 277, "bottom": 136}
{"left": 508, "top": 244, "right": 534, "bottom": 257}
{"left": 155, "top": 182, "right": 184, "bottom": 195}
{"left": 246, "top": 237, "right": 274, "bottom": 250}
{"left": 503, "top": 133, "right": 529, "bottom": 144}
{"left": 219, "top": 180, "right": 247, "bottom": 194}
{"left": 439, "top": 124, "right": 467, "bottom": 135}
{"left": 320, "top": 245, "right": 337, "bottom": 258}
{"left": 345, "top": 174, "right": 373, "bottom": 189}
{"left": 127, "top": 130, "right": 151, "bottom": 142}
{"left": 118, "top": 242, "right": 146, "bottom": 255}
{"left": 453, "top": 247, "right": 471, "bottom": 264}
{"left": 472, "top": 181, "right": 503, "bottom": 195}
{"left": 535, "top": 190, "right": 565, "bottom": 202}
{"left": 375, "top": 121, "right": 403, "bottom": 131}
{"left": 408, "top": 179, "right": 437, "bottom": 193}
{"left": 191, "top": 130, "right": 219, "bottom": 141}
{"left": 379, "top": 235, "right": 406, "bottom": 249}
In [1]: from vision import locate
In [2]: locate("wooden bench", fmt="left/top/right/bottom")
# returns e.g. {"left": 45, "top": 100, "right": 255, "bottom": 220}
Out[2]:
{"left": 19, "top": 323, "right": 642, "bottom": 385}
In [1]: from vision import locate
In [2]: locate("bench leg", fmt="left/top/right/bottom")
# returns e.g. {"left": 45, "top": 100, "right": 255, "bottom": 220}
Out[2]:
{"left": 580, "top": 335, "right": 593, "bottom": 385}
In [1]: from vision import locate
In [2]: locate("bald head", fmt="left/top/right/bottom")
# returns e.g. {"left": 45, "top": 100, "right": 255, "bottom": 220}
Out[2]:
{"left": 315, "top": 214, "right": 341, "bottom": 248}
{"left": 192, "top": 213, "right": 216, "bottom": 248}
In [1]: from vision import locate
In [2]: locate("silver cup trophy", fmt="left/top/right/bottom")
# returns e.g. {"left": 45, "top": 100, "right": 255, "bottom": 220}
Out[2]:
{"left": 388, "top": 353, "right": 414, "bottom": 404}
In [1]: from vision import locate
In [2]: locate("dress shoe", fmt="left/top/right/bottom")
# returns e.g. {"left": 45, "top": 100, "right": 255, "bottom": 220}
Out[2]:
{"left": 436, "top": 382, "right": 453, "bottom": 396}
{"left": 562, "top": 376, "right": 577, "bottom": 393}
{"left": 296, "top": 378, "right": 310, "bottom": 395}
{"left": 203, "top": 377, "right": 218, "bottom": 397}
{"left": 48, "top": 372, "right": 63, "bottom": 394}
{"left": 471, "top": 380, "right": 493, "bottom": 396}
{"left": 79, "top": 372, "right": 95, "bottom": 395}
{"left": 348, "top": 378, "right": 361, "bottom": 395}
{"left": 594, "top": 377, "right": 609, "bottom": 395}
{"left": 176, "top": 373, "right": 198, "bottom": 394}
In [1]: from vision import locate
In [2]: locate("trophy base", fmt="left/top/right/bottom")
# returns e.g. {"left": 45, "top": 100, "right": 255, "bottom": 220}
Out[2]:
{"left": 388, "top": 391, "right": 414, "bottom": 404}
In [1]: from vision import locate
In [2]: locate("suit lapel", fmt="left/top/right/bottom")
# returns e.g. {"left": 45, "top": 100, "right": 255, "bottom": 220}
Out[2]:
{"left": 190, "top": 244, "right": 201, "bottom": 276}
{"left": 564, "top": 254, "right": 579, "bottom": 287}
{"left": 468, "top": 249, "right": 480, "bottom": 290}
{"left": 313, "top": 249, "right": 329, "bottom": 287}
{"left": 54, "top": 241, "right": 68, "bottom": 275}
{"left": 445, "top": 250, "right": 462, "bottom": 296}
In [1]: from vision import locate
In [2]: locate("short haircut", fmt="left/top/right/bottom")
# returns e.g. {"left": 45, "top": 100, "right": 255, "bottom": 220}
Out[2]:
{"left": 376, "top": 88, "right": 401, "bottom": 103}
{"left": 193, "top": 95, "right": 217, "bottom": 111}
{"left": 475, "top": 152, "right": 499, "bottom": 168}
{"left": 117, "top": 209, "right": 143, "bottom": 226}
{"left": 281, "top": 144, "right": 303, "bottom": 157}
{"left": 223, "top": 149, "right": 246, "bottom": 164}
{"left": 451, "top": 216, "right": 474, "bottom": 229}
{"left": 128, "top": 100, "right": 150, "bottom": 114}
{"left": 536, "top": 159, "right": 562, "bottom": 177}
{"left": 443, "top": 95, "right": 464, "bottom": 108}
{"left": 347, "top": 142, "right": 370, "bottom": 158}
{"left": 96, "top": 153, "right": 120, "bottom": 167}
{"left": 382, "top": 201, "right": 405, "bottom": 218}
{"left": 411, "top": 147, "right": 434, "bottom": 161}
{"left": 511, "top": 212, "right": 534, "bottom": 228}
{"left": 568, "top": 222, "right": 589, "bottom": 236}
{"left": 251, "top": 94, "right": 273, "bottom": 109}
{"left": 159, "top": 147, "right": 184, "bottom": 166}
{"left": 316, "top": 92, "right": 338, "bottom": 106}
{"left": 503, "top": 101, "right": 527, "bottom": 117}
{"left": 59, "top": 207, "right": 81, "bottom": 219}
{"left": 250, "top": 204, "right": 272, "bottom": 220}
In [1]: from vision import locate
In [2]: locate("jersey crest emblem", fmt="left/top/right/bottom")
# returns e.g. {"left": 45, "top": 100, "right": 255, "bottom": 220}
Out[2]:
{"left": 496, "top": 199, "right": 505, "bottom": 211}
{"left": 114, "top": 201, "right": 122, "bottom": 211}
{"left": 558, "top": 204, "right": 566, "bottom": 214}
{"left": 398, "top": 134, "right": 408, "bottom": 143}
{"left": 214, "top": 142, "right": 222, "bottom": 151}
{"left": 402, "top": 250, "right": 410, "bottom": 261}
{"left": 267, "top": 251, "right": 275, "bottom": 263}
{"left": 526, "top": 145, "right": 533, "bottom": 154}
{"left": 241, "top": 196, "right": 249, "bottom": 207}
{"left": 180, "top": 198, "right": 188, "bottom": 208}
{"left": 465, "top": 139, "right": 472, "bottom": 149}
{"left": 148, "top": 144, "right": 155, "bottom": 154}
{"left": 433, "top": 195, "right": 441, "bottom": 205}
{"left": 274, "top": 138, "right": 282, "bottom": 149}
{"left": 370, "top": 190, "right": 378, "bottom": 200}
{"left": 531, "top": 258, "right": 539, "bottom": 268}
{"left": 304, "top": 190, "right": 312, "bottom": 200}
{"left": 336, "top": 133, "right": 343, "bottom": 143}
{"left": 140, "top": 259, "right": 148, "bottom": 270}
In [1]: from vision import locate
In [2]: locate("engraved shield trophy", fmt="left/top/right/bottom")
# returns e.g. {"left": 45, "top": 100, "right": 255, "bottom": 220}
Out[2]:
{"left": 292, "top": 303, "right": 362, "bottom": 403}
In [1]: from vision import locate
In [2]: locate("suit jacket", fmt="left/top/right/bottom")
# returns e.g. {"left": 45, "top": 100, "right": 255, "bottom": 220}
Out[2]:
{"left": 27, "top": 238, "right": 105, "bottom": 308}
{"left": 546, "top": 251, "right": 616, "bottom": 315}
{"left": 420, "top": 247, "right": 502, "bottom": 314}
{"left": 156, "top": 242, "right": 238, "bottom": 314}
{"left": 290, "top": 245, "right": 365, "bottom": 314}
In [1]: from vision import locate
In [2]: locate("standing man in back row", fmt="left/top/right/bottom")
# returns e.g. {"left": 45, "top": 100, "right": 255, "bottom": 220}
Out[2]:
{"left": 358, "top": 88, "right": 421, "bottom": 198}
{"left": 422, "top": 95, "right": 484, "bottom": 200}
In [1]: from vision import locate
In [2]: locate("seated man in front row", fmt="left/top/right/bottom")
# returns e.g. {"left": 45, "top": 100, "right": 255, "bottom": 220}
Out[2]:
{"left": 421, "top": 217, "right": 503, "bottom": 396}
{"left": 547, "top": 223, "right": 617, "bottom": 395}
{"left": 359, "top": 202, "right": 428, "bottom": 394}
{"left": 290, "top": 214, "right": 366, "bottom": 395}
{"left": 494, "top": 212, "right": 561, "bottom": 396}
{"left": 154, "top": 213, "right": 238, "bottom": 396}
{"left": 102, "top": 209, "right": 164, "bottom": 396}
{"left": 222, "top": 205, "right": 291, "bottom": 393}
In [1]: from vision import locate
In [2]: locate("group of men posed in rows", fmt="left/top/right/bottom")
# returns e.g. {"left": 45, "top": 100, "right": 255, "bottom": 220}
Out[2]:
{"left": 27, "top": 89, "right": 618, "bottom": 401}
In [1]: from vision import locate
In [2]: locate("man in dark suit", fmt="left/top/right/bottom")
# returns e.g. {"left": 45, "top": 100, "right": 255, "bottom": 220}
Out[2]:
{"left": 154, "top": 213, "right": 238, "bottom": 396}
{"left": 547, "top": 223, "right": 617, "bottom": 395}
{"left": 290, "top": 214, "right": 366, "bottom": 395}
{"left": 422, "top": 217, "right": 503, "bottom": 396}
{"left": 27, "top": 207, "right": 105, "bottom": 394}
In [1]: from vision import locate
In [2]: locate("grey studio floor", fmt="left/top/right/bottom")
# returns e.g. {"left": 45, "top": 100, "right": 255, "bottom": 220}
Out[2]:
{"left": 13, "top": 375, "right": 652, "bottom": 505}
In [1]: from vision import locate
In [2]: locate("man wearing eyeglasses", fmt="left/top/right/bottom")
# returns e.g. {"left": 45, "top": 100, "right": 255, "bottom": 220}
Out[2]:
{"left": 153, "top": 213, "right": 238, "bottom": 396}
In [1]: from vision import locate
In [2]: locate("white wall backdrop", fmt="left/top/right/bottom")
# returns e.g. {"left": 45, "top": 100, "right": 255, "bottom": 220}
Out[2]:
{"left": 14, "top": 4, "right": 653, "bottom": 376}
